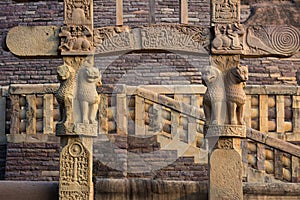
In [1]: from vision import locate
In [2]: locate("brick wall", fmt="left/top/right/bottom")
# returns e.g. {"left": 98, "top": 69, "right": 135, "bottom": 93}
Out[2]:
{"left": 5, "top": 143, "right": 60, "bottom": 181}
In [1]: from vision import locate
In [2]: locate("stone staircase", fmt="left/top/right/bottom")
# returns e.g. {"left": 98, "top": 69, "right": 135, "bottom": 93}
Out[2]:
{"left": 93, "top": 134, "right": 208, "bottom": 182}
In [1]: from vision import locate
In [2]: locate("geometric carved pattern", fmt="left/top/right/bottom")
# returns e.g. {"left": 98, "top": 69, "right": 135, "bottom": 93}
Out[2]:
{"left": 212, "top": 0, "right": 240, "bottom": 24}
{"left": 59, "top": 139, "right": 90, "bottom": 200}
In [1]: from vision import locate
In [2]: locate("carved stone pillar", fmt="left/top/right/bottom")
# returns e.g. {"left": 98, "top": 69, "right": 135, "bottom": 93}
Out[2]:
{"left": 203, "top": 54, "right": 247, "bottom": 199}
{"left": 55, "top": 56, "right": 100, "bottom": 200}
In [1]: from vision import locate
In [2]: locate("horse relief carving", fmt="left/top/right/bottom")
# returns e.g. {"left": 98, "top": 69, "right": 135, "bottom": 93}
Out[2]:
{"left": 202, "top": 66, "right": 226, "bottom": 125}
{"left": 225, "top": 64, "right": 248, "bottom": 125}
{"left": 76, "top": 67, "right": 102, "bottom": 124}
{"left": 55, "top": 63, "right": 76, "bottom": 128}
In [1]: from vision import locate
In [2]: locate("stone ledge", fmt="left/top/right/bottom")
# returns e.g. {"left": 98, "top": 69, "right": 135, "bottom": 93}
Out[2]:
{"left": 205, "top": 125, "right": 246, "bottom": 138}
{"left": 6, "top": 134, "right": 59, "bottom": 144}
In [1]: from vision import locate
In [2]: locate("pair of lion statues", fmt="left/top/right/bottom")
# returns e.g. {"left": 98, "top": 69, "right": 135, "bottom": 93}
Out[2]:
{"left": 202, "top": 64, "right": 248, "bottom": 126}
{"left": 55, "top": 64, "right": 102, "bottom": 127}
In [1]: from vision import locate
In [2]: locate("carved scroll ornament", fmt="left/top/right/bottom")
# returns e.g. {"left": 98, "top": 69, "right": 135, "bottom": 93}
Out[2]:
{"left": 212, "top": 25, "right": 300, "bottom": 56}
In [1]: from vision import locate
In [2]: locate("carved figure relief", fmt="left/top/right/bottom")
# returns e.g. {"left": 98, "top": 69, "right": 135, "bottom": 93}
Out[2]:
{"left": 76, "top": 67, "right": 101, "bottom": 124}
{"left": 59, "top": 139, "right": 90, "bottom": 199}
{"left": 212, "top": 0, "right": 240, "bottom": 24}
{"left": 65, "top": 0, "right": 92, "bottom": 25}
{"left": 59, "top": 25, "right": 93, "bottom": 54}
{"left": 212, "top": 23, "right": 245, "bottom": 52}
{"left": 225, "top": 64, "right": 248, "bottom": 125}
{"left": 202, "top": 66, "right": 226, "bottom": 125}
{"left": 55, "top": 63, "right": 76, "bottom": 130}
{"left": 212, "top": 25, "right": 300, "bottom": 56}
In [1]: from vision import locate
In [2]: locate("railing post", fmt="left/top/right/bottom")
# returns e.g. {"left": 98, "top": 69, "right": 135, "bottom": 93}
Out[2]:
{"left": 276, "top": 95, "right": 285, "bottom": 133}
{"left": 10, "top": 95, "right": 20, "bottom": 135}
{"left": 43, "top": 94, "right": 54, "bottom": 134}
{"left": 116, "top": 92, "right": 128, "bottom": 135}
{"left": 259, "top": 95, "right": 268, "bottom": 133}
{"left": 135, "top": 96, "right": 145, "bottom": 135}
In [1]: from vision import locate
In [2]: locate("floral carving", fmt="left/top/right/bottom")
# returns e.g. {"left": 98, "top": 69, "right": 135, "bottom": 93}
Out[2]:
{"left": 94, "top": 26, "right": 135, "bottom": 54}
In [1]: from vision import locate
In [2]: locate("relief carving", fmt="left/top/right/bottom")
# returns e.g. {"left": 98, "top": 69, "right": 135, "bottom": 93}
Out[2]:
{"left": 212, "top": 0, "right": 240, "bottom": 24}
{"left": 141, "top": 25, "right": 210, "bottom": 52}
{"left": 202, "top": 66, "right": 226, "bottom": 125}
{"left": 94, "top": 26, "right": 135, "bottom": 54}
{"left": 212, "top": 23, "right": 245, "bottom": 52}
{"left": 55, "top": 63, "right": 76, "bottom": 133}
{"left": 59, "top": 139, "right": 90, "bottom": 200}
{"left": 217, "top": 138, "right": 233, "bottom": 149}
{"left": 59, "top": 25, "right": 93, "bottom": 55}
{"left": 76, "top": 67, "right": 101, "bottom": 124}
{"left": 65, "top": 0, "right": 92, "bottom": 25}
{"left": 212, "top": 25, "right": 300, "bottom": 56}
{"left": 225, "top": 64, "right": 248, "bottom": 125}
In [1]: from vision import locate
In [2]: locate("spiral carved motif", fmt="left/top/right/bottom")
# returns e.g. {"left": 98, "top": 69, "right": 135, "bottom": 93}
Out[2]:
{"left": 271, "top": 26, "right": 300, "bottom": 55}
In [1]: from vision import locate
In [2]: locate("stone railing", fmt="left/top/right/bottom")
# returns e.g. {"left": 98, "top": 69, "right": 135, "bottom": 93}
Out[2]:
{"left": 244, "top": 128, "right": 300, "bottom": 183}
{"left": 3, "top": 84, "right": 300, "bottom": 183}
{"left": 3, "top": 84, "right": 300, "bottom": 142}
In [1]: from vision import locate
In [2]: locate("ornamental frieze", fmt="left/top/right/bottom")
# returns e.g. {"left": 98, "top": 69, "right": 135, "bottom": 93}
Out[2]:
{"left": 212, "top": 25, "right": 300, "bottom": 56}
{"left": 93, "top": 24, "right": 210, "bottom": 55}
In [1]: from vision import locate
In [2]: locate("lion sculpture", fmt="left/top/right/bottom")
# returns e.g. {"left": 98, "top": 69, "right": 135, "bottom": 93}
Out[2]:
{"left": 55, "top": 64, "right": 76, "bottom": 128}
{"left": 202, "top": 66, "right": 226, "bottom": 125}
{"left": 76, "top": 67, "right": 102, "bottom": 124}
{"left": 225, "top": 64, "right": 248, "bottom": 125}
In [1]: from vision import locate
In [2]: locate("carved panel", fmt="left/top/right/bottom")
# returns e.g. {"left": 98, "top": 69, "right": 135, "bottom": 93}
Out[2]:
{"left": 59, "top": 25, "right": 94, "bottom": 55}
{"left": 212, "top": 25, "right": 300, "bottom": 56}
{"left": 205, "top": 124, "right": 246, "bottom": 138}
{"left": 93, "top": 25, "right": 210, "bottom": 55}
{"left": 140, "top": 24, "right": 210, "bottom": 53}
{"left": 59, "top": 139, "right": 91, "bottom": 200}
{"left": 217, "top": 138, "right": 234, "bottom": 149}
{"left": 212, "top": 0, "right": 240, "bottom": 24}
{"left": 94, "top": 26, "right": 135, "bottom": 54}
{"left": 64, "top": 0, "right": 93, "bottom": 25}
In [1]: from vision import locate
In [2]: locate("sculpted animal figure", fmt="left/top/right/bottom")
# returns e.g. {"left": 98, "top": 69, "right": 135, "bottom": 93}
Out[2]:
{"left": 225, "top": 64, "right": 248, "bottom": 125}
{"left": 202, "top": 66, "right": 226, "bottom": 125}
{"left": 55, "top": 64, "right": 76, "bottom": 127}
{"left": 76, "top": 67, "right": 102, "bottom": 124}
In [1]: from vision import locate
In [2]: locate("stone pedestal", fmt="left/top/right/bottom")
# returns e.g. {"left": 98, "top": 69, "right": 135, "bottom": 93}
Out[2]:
{"left": 207, "top": 125, "right": 246, "bottom": 200}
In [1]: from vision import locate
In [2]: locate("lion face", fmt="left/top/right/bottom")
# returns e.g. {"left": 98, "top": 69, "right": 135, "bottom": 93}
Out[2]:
{"left": 84, "top": 67, "right": 101, "bottom": 84}
{"left": 202, "top": 67, "right": 220, "bottom": 85}
{"left": 57, "top": 64, "right": 72, "bottom": 81}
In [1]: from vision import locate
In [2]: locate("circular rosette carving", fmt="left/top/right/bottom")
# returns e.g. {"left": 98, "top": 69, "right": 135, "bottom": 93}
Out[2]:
{"left": 271, "top": 26, "right": 300, "bottom": 55}
{"left": 69, "top": 142, "right": 84, "bottom": 157}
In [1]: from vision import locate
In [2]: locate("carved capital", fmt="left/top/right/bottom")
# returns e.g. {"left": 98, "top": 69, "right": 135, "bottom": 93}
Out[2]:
{"left": 204, "top": 125, "right": 246, "bottom": 138}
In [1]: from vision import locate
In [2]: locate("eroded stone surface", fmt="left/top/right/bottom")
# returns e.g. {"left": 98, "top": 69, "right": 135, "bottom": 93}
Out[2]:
{"left": 6, "top": 26, "right": 60, "bottom": 56}
{"left": 210, "top": 149, "right": 243, "bottom": 200}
